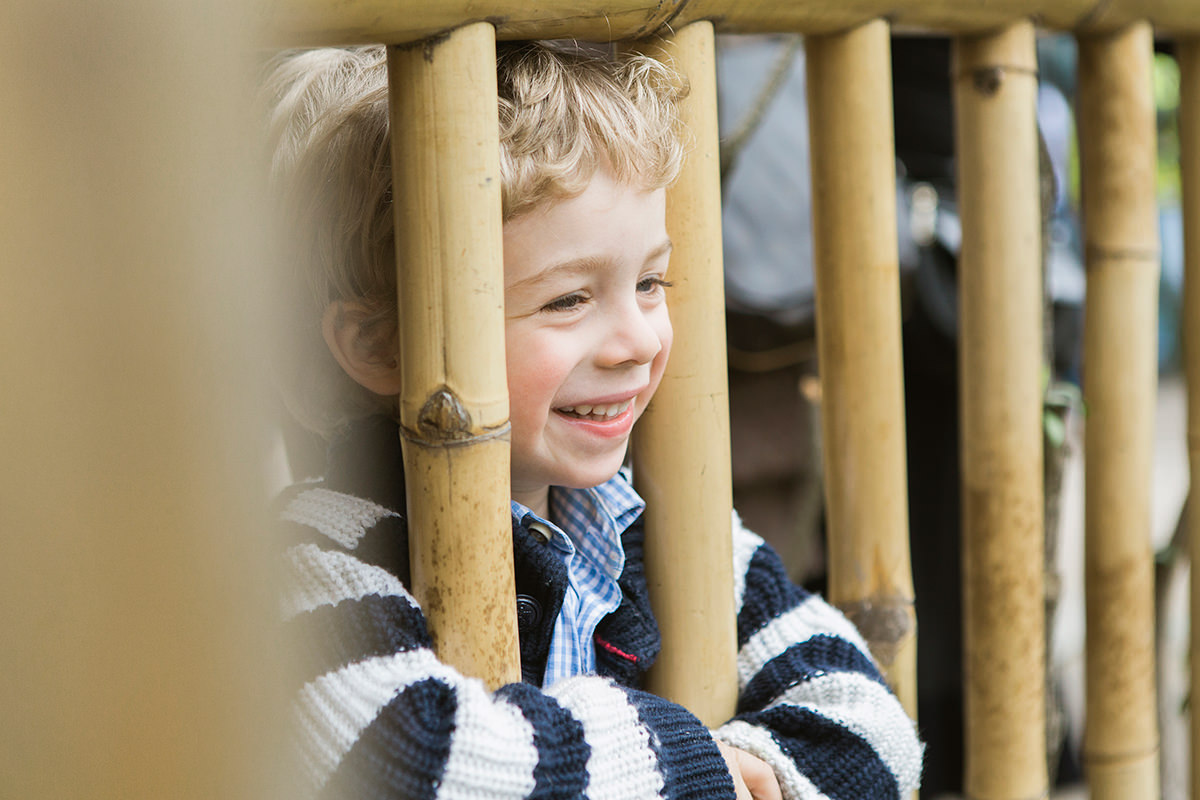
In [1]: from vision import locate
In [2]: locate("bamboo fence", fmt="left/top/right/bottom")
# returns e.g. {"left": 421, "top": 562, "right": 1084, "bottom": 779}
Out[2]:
{"left": 265, "top": 1, "right": 1200, "bottom": 45}
{"left": 629, "top": 22, "right": 740, "bottom": 727}
{"left": 1078, "top": 23, "right": 1162, "bottom": 800}
{"left": 953, "top": 21, "right": 1048, "bottom": 800}
{"left": 388, "top": 22, "right": 522, "bottom": 689}
{"left": 805, "top": 19, "right": 916, "bottom": 715}
{"left": 8, "top": 0, "right": 1200, "bottom": 798}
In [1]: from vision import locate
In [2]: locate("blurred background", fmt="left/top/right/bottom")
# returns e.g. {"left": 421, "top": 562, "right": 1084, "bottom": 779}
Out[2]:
{"left": 716, "top": 31, "right": 1191, "bottom": 800}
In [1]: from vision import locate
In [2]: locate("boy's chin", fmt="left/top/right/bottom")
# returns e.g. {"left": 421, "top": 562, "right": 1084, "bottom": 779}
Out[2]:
{"left": 522, "top": 454, "right": 628, "bottom": 494}
{"left": 553, "top": 462, "right": 625, "bottom": 491}
{"left": 511, "top": 444, "right": 632, "bottom": 497}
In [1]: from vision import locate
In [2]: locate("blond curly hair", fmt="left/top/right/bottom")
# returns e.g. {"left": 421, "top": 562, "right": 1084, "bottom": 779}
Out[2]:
{"left": 262, "top": 41, "right": 687, "bottom": 436}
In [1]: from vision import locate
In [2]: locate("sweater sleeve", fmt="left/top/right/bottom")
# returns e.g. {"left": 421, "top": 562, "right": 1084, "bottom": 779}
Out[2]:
{"left": 281, "top": 485, "right": 738, "bottom": 800}
{"left": 712, "top": 513, "right": 923, "bottom": 800}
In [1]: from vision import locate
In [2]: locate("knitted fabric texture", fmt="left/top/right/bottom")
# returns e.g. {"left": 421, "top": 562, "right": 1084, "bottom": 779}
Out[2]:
{"left": 279, "top": 416, "right": 923, "bottom": 799}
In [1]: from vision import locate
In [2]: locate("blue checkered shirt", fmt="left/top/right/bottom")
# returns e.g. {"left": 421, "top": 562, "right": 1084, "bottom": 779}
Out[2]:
{"left": 510, "top": 467, "right": 645, "bottom": 688}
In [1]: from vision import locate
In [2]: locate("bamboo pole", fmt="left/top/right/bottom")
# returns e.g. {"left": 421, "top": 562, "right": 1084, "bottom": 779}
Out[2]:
{"left": 680, "top": 0, "right": 1199, "bottom": 37}
{"left": 1076, "top": 22, "right": 1161, "bottom": 800}
{"left": 267, "top": 0, "right": 675, "bottom": 47}
{"left": 806, "top": 19, "right": 917, "bottom": 716}
{"left": 630, "top": 21, "right": 739, "bottom": 728}
{"left": 1, "top": 2, "right": 282, "bottom": 797}
{"left": 263, "top": 0, "right": 1200, "bottom": 48}
{"left": 388, "top": 23, "right": 522, "bottom": 690}
{"left": 952, "top": 21, "right": 1047, "bottom": 800}
{"left": 1177, "top": 37, "right": 1200, "bottom": 800}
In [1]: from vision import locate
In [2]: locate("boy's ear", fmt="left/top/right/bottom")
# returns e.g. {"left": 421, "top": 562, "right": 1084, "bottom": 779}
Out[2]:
{"left": 321, "top": 301, "right": 403, "bottom": 396}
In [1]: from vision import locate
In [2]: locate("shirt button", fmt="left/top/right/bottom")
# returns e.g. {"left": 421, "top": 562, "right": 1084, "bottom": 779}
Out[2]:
{"left": 527, "top": 521, "right": 553, "bottom": 543}
{"left": 515, "top": 594, "right": 543, "bottom": 628}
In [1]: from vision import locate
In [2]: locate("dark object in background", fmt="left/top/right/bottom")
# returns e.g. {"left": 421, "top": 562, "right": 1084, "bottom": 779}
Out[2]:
{"left": 892, "top": 36, "right": 966, "bottom": 799}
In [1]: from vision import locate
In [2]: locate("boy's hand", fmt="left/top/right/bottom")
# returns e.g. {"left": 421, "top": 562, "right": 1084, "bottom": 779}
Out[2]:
{"left": 716, "top": 741, "right": 783, "bottom": 800}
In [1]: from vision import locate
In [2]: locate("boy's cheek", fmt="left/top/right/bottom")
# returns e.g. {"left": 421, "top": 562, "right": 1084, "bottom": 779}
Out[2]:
{"left": 504, "top": 345, "right": 564, "bottom": 432}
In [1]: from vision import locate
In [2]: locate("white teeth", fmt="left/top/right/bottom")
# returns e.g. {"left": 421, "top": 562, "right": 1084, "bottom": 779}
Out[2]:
{"left": 558, "top": 399, "right": 633, "bottom": 419}
{"left": 606, "top": 401, "right": 631, "bottom": 417}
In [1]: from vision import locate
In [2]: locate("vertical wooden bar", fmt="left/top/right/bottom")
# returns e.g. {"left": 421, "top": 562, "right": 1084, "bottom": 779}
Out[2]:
{"left": 1, "top": 2, "right": 281, "bottom": 797}
{"left": 1076, "top": 22, "right": 1161, "bottom": 800}
{"left": 953, "top": 21, "right": 1047, "bottom": 800}
{"left": 631, "top": 20, "right": 739, "bottom": 727}
{"left": 806, "top": 19, "right": 917, "bottom": 715}
{"left": 1177, "top": 36, "right": 1200, "bottom": 800}
{"left": 388, "top": 23, "right": 521, "bottom": 689}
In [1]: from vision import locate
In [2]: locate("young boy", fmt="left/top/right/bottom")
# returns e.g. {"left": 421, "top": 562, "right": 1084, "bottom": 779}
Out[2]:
{"left": 265, "top": 42, "right": 921, "bottom": 800}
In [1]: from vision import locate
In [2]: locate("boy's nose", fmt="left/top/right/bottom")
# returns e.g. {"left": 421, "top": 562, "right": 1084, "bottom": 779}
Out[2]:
{"left": 597, "top": 304, "right": 663, "bottom": 368}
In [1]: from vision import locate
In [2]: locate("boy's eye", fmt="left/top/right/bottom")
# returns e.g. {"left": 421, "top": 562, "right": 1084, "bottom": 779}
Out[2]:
{"left": 541, "top": 293, "right": 586, "bottom": 312}
{"left": 637, "top": 276, "right": 673, "bottom": 295}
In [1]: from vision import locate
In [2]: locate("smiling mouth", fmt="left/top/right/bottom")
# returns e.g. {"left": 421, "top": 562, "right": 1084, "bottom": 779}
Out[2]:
{"left": 556, "top": 399, "right": 634, "bottom": 421}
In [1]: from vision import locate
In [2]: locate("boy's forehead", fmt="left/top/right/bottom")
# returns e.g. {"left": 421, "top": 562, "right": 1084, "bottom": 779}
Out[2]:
{"left": 502, "top": 174, "right": 668, "bottom": 282}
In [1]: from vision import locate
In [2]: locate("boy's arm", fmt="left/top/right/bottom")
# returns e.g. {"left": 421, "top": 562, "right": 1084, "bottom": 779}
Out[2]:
{"left": 714, "top": 515, "right": 923, "bottom": 800}
{"left": 284, "top": 534, "right": 739, "bottom": 800}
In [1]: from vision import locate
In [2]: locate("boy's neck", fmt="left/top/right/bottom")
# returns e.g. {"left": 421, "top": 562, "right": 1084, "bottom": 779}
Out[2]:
{"left": 512, "top": 485, "right": 550, "bottom": 520}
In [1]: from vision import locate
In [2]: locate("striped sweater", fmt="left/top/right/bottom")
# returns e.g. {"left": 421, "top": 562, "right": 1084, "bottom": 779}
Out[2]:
{"left": 279, "top": 417, "right": 922, "bottom": 799}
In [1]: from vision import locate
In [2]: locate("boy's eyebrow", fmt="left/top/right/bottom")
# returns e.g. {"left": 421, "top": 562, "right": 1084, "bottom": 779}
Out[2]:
{"left": 645, "top": 238, "right": 674, "bottom": 263}
{"left": 506, "top": 238, "right": 674, "bottom": 292}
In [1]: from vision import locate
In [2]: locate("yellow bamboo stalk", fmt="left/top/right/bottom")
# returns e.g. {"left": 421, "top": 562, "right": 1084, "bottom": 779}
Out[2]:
{"left": 952, "top": 21, "right": 1047, "bottom": 800}
{"left": 1076, "top": 2, "right": 1200, "bottom": 35}
{"left": 1, "top": 2, "right": 281, "bottom": 797}
{"left": 264, "top": 0, "right": 1200, "bottom": 47}
{"left": 1177, "top": 37, "right": 1200, "bottom": 800}
{"left": 682, "top": 0, "right": 1200, "bottom": 36}
{"left": 629, "top": 21, "right": 739, "bottom": 728}
{"left": 388, "top": 24, "right": 521, "bottom": 689}
{"left": 806, "top": 19, "right": 916, "bottom": 716}
{"left": 1076, "top": 22, "right": 1160, "bottom": 800}
{"left": 267, "top": 0, "right": 675, "bottom": 46}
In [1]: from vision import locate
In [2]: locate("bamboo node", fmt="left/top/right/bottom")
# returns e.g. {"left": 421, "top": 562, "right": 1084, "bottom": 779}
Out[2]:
{"left": 1082, "top": 741, "right": 1161, "bottom": 765}
{"left": 1083, "top": 241, "right": 1160, "bottom": 265}
{"left": 972, "top": 66, "right": 1004, "bottom": 95}
{"left": 418, "top": 387, "right": 473, "bottom": 440}
{"left": 954, "top": 65, "right": 1038, "bottom": 96}
{"left": 838, "top": 595, "right": 914, "bottom": 667}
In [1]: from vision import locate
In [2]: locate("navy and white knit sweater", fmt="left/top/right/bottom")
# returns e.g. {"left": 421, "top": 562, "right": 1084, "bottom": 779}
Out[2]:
{"left": 279, "top": 417, "right": 922, "bottom": 799}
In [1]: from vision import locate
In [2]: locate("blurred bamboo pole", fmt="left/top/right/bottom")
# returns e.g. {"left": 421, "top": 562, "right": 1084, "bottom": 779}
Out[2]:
{"left": 630, "top": 21, "right": 739, "bottom": 728}
{"left": 1177, "top": 37, "right": 1200, "bottom": 800}
{"left": 1076, "top": 22, "right": 1161, "bottom": 800}
{"left": 388, "top": 24, "right": 522, "bottom": 689}
{"left": 805, "top": 19, "right": 917, "bottom": 716}
{"left": 1, "top": 2, "right": 282, "bottom": 798}
{"left": 953, "top": 21, "right": 1047, "bottom": 800}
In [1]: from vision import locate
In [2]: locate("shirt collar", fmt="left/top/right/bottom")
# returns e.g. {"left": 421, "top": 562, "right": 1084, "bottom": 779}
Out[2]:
{"left": 510, "top": 468, "right": 643, "bottom": 580}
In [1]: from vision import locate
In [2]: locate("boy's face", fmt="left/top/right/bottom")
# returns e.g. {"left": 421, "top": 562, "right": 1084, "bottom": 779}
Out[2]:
{"left": 503, "top": 169, "right": 672, "bottom": 512}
